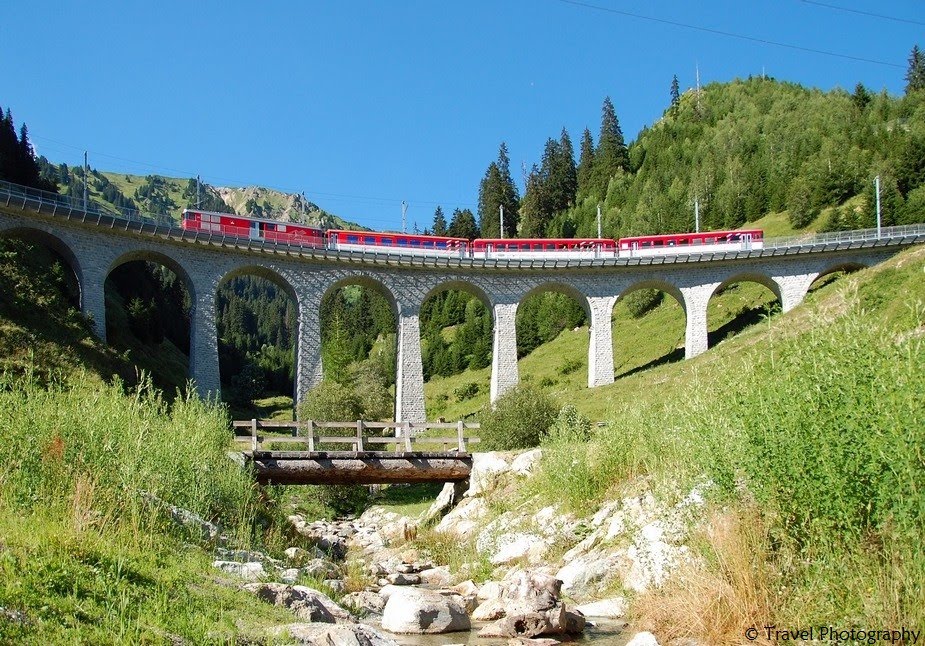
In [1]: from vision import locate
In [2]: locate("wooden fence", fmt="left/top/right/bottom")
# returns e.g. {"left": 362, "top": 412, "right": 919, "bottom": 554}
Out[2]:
{"left": 232, "top": 419, "right": 481, "bottom": 454}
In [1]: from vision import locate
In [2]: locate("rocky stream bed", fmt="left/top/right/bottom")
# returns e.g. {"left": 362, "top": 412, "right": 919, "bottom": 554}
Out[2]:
{"left": 209, "top": 450, "right": 705, "bottom": 645}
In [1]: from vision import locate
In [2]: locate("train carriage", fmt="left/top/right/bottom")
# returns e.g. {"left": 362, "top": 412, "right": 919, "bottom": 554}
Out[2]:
{"left": 326, "top": 229, "right": 470, "bottom": 256}
{"left": 618, "top": 229, "right": 763, "bottom": 257}
{"left": 472, "top": 238, "right": 617, "bottom": 259}
{"left": 181, "top": 209, "right": 324, "bottom": 247}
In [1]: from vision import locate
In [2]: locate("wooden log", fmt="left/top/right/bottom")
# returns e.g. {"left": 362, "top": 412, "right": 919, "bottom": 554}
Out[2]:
{"left": 247, "top": 455, "right": 473, "bottom": 485}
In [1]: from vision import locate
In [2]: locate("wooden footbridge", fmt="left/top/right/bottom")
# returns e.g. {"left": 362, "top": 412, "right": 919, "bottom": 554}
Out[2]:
{"left": 233, "top": 419, "right": 480, "bottom": 485}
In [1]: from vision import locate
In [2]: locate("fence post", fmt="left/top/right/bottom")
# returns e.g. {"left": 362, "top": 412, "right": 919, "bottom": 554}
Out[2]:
{"left": 307, "top": 419, "right": 315, "bottom": 452}
{"left": 356, "top": 420, "right": 364, "bottom": 452}
{"left": 457, "top": 420, "right": 466, "bottom": 452}
{"left": 251, "top": 418, "right": 258, "bottom": 452}
{"left": 403, "top": 420, "right": 412, "bottom": 452}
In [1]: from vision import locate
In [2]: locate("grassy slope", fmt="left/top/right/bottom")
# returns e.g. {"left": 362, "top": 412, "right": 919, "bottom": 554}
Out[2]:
{"left": 0, "top": 239, "right": 323, "bottom": 643}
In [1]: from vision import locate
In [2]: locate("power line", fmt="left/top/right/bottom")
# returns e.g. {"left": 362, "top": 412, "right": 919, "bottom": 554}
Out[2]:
{"left": 554, "top": 0, "right": 903, "bottom": 68}
{"left": 799, "top": 0, "right": 925, "bottom": 27}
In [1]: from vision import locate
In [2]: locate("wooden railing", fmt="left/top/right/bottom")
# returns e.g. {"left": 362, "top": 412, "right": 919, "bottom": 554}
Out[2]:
{"left": 232, "top": 419, "right": 481, "bottom": 454}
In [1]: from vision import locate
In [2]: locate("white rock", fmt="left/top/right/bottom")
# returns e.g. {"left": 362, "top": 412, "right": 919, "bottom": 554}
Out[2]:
{"left": 626, "top": 631, "right": 661, "bottom": 646}
{"left": 466, "top": 452, "right": 511, "bottom": 497}
{"left": 342, "top": 591, "right": 386, "bottom": 616}
{"left": 281, "top": 622, "right": 400, "bottom": 646}
{"left": 291, "top": 585, "right": 353, "bottom": 621}
{"left": 434, "top": 496, "right": 487, "bottom": 538}
{"left": 555, "top": 552, "right": 623, "bottom": 596}
{"left": 418, "top": 565, "right": 452, "bottom": 587}
{"left": 244, "top": 583, "right": 338, "bottom": 623}
{"left": 380, "top": 587, "right": 471, "bottom": 634}
{"left": 212, "top": 560, "right": 265, "bottom": 580}
{"left": 573, "top": 597, "right": 628, "bottom": 618}
{"left": 477, "top": 580, "right": 503, "bottom": 601}
{"left": 486, "top": 533, "right": 548, "bottom": 565}
{"left": 511, "top": 448, "right": 543, "bottom": 476}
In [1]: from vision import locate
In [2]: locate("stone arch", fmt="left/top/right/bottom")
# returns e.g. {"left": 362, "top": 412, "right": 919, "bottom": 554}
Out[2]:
{"left": 215, "top": 263, "right": 302, "bottom": 406}
{"left": 612, "top": 278, "right": 687, "bottom": 378}
{"left": 0, "top": 226, "right": 83, "bottom": 308}
{"left": 418, "top": 279, "right": 495, "bottom": 418}
{"left": 811, "top": 260, "right": 868, "bottom": 288}
{"left": 321, "top": 274, "right": 399, "bottom": 321}
{"left": 109, "top": 249, "right": 196, "bottom": 301}
{"left": 706, "top": 271, "right": 782, "bottom": 349}
{"left": 515, "top": 281, "right": 593, "bottom": 392}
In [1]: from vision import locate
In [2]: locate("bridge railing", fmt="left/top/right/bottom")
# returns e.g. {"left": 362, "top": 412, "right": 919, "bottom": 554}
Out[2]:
{"left": 0, "top": 178, "right": 177, "bottom": 227}
{"left": 232, "top": 419, "right": 482, "bottom": 454}
{"left": 763, "top": 223, "right": 925, "bottom": 250}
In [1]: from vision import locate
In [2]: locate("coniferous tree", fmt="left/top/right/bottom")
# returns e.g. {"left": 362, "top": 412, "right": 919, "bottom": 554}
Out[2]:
{"left": 478, "top": 143, "right": 520, "bottom": 237}
{"left": 576, "top": 128, "right": 595, "bottom": 196}
{"left": 448, "top": 207, "right": 479, "bottom": 240}
{"left": 590, "top": 97, "right": 629, "bottom": 197}
{"left": 519, "top": 164, "right": 549, "bottom": 237}
{"left": 905, "top": 45, "right": 925, "bottom": 94}
{"left": 432, "top": 206, "right": 447, "bottom": 236}
{"left": 549, "top": 128, "right": 577, "bottom": 211}
{"left": 670, "top": 75, "right": 681, "bottom": 115}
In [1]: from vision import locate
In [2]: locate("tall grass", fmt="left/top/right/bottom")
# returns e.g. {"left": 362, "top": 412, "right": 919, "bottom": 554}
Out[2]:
{"left": 532, "top": 258, "right": 925, "bottom": 625}
{"left": 0, "top": 372, "right": 295, "bottom": 642}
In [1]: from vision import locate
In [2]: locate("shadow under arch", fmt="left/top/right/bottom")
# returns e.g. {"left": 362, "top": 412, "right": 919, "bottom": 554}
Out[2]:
{"left": 320, "top": 274, "right": 398, "bottom": 321}
{"left": 1, "top": 226, "right": 83, "bottom": 307}
{"left": 613, "top": 278, "right": 687, "bottom": 378}
{"left": 518, "top": 281, "right": 591, "bottom": 320}
{"left": 108, "top": 249, "right": 196, "bottom": 301}
{"left": 421, "top": 279, "right": 492, "bottom": 313}
{"left": 811, "top": 261, "right": 868, "bottom": 289}
{"left": 706, "top": 272, "right": 781, "bottom": 349}
{"left": 214, "top": 263, "right": 303, "bottom": 409}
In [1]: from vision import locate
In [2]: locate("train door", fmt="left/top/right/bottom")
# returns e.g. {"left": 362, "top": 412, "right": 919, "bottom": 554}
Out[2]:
{"left": 249, "top": 221, "right": 262, "bottom": 240}
{"left": 743, "top": 233, "right": 753, "bottom": 250}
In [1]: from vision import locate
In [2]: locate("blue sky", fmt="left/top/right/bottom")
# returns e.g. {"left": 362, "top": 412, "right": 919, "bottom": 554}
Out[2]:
{"left": 2, "top": 1, "right": 920, "bottom": 231}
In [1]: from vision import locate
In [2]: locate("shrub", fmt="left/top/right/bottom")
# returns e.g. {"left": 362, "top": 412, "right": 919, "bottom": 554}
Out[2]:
{"left": 454, "top": 382, "right": 479, "bottom": 401}
{"left": 297, "top": 380, "right": 363, "bottom": 421}
{"left": 558, "top": 357, "right": 584, "bottom": 375}
{"left": 547, "top": 404, "right": 592, "bottom": 443}
{"left": 623, "top": 288, "right": 664, "bottom": 318}
{"left": 478, "top": 383, "right": 558, "bottom": 450}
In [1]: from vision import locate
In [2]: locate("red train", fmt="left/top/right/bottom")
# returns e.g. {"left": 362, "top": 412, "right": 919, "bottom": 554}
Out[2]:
{"left": 181, "top": 208, "right": 763, "bottom": 259}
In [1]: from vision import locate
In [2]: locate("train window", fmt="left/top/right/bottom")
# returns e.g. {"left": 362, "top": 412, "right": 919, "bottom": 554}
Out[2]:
{"left": 347, "top": 235, "right": 359, "bottom": 244}
{"left": 364, "top": 237, "right": 375, "bottom": 244}
{"left": 411, "top": 240, "right": 420, "bottom": 247}
{"left": 532, "top": 244, "right": 541, "bottom": 250}
{"left": 437, "top": 241, "right": 447, "bottom": 249}
{"left": 398, "top": 238, "right": 408, "bottom": 246}
{"left": 382, "top": 238, "right": 392, "bottom": 246}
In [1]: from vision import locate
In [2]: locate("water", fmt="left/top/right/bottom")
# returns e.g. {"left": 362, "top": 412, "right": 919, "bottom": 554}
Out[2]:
{"left": 371, "top": 618, "right": 635, "bottom": 646}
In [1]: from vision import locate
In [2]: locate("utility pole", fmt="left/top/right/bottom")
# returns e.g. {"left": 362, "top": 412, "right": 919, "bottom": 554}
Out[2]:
{"left": 596, "top": 203, "right": 602, "bottom": 239}
{"left": 83, "top": 151, "right": 89, "bottom": 211}
{"left": 694, "top": 197, "right": 700, "bottom": 233}
{"left": 196, "top": 175, "right": 201, "bottom": 208}
{"left": 301, "top": 191, "right": 305, "bottom": 224}
{"left": 499, "top": 204, "right": 505, "bottom": 239}
{"left": 401, "top": 200, "right": 407, "bottom": 234}
{"left": 875, "top": 175, "right": 882, "bottom": 238}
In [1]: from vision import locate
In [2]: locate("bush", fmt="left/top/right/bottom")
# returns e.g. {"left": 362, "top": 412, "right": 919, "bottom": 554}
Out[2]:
{"left": 297, "top": 380, "right": 363, "bottom": 421}
{"left": 558, "top": 357, "right": 584, "bottom": 375}
{"left": 547, "top": 404, "right": 592, "bottom": 443}
{"left": 454, "top": 382, "right": 479, "bottom": 401}
{"left": 622, "top": 289, "right": 663, "bottom": 318}
{"left": 478, "top": 384, "right": 558, "bottom": 450}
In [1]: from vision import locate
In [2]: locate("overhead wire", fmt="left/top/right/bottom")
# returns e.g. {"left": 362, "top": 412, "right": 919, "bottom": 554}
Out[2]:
{"left": 554, "top": 0, "right": 904, "bottom": 68}
{"left": 799, "top": 0, "right": 925, "bottom": 27}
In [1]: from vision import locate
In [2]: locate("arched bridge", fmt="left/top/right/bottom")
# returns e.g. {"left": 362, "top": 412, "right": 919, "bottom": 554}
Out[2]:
{"left": 2, "top": 179, "right": 923, "bottom": 422}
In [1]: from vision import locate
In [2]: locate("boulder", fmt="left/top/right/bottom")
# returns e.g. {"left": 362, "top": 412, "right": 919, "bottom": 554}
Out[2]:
{"left": 434, "top": 496, "right": 487, "bottom": 538}
{"left": 342, "top": 591, "right": 386, "bottom": 616}
{"left": 466, "top": 452, "right": 510, "bottom": 496}
{"left": 212, "top": 560, "right": 264, "bottom": 580}
{"left": 280, "top": 622, "right": 400, "bottom": 646}
{"left": 625, "top": 631, "right": 661, "bottom": 646}
{"left": 380, "top": 587, "right": 470, "bottom": 634}
{"left": 486, "top": 532, "right": 548, "bottom": 565}
{"left": 573, "top": 597, "right": 627, "bottom": 618}
{"left": 243, "top": 583, "right": 336, "bottom": 623}
{"left": 385, "top": 572, "right": 421, "bottom": 586}
{"left": 510, "top": 448, "right": 542, "bottom": 476}
{"left": 421, "top": 480, "right": 468, "bottom": 525}
{"left": 291, "top": 585, "right": 353, "bottom": 621}
{"left": 418, "top": 565, "right": 452, "bottom": 587}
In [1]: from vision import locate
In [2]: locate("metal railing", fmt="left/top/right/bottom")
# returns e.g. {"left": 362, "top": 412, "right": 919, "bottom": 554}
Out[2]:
{"left": 2, "top": 178, "right": 922, "bottom": 266}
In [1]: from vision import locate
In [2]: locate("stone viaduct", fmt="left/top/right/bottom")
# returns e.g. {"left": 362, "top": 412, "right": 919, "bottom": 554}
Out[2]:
{"left": 2, "top": 188, "right": 922, "bottom": 422}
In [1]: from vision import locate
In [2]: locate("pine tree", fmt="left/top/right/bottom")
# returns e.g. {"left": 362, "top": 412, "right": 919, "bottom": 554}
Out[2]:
{"left": 477, "top": 143, "right": 520, "bottom": 237}
{"left": 670, "top": 75, "right": 681, "bottom": 115}
{"left": 550, "top": 128, "right": 577, "bottom": 211}
{"left": 519, "top": 164, "right": 549, "bottom": 238}
{"left": 590, "top": 97, "right": 629, "bottom": 197}
{"left": 576, "top": 128, "right": 595, "bottom": 196}
{"left": 447, "top": 207, "right": 479, "bottom": 240}
{"left": 432, "top": 205, "right": 447, "bottom": 236}
{"left": 905, "top": 45, "right": 925, "bottom": 94}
